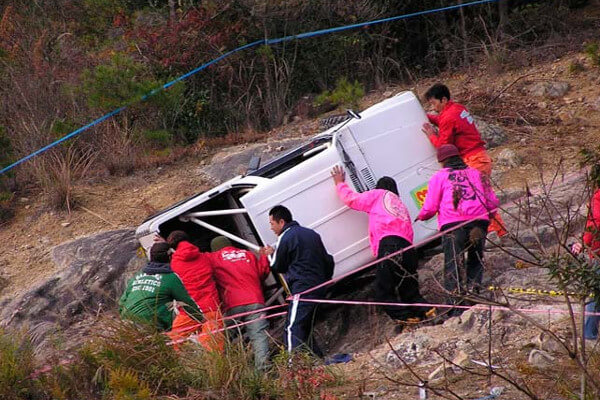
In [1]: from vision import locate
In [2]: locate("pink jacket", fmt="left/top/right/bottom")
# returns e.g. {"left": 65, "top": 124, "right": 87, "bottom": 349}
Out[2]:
{"left": 417, "top": 166, "right": 499, "bottom": 229}
{"left": 336, "top": 182, "right": 413, "bottom": 256}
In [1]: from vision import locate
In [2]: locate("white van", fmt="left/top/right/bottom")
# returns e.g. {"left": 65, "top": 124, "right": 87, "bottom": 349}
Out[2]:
{"left": 135, "top": 91, "right": 439, "bottom": 301}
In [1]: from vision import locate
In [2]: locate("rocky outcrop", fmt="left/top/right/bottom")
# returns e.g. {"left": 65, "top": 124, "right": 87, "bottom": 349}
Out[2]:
{"left": 0, "top": 229, "right": 143, "bottom": 345}
{"left": 528, "top": 81, "right": 570, "bottom": 98}
{"left": 474, "top": 117, "right": 508, "bottom": 148}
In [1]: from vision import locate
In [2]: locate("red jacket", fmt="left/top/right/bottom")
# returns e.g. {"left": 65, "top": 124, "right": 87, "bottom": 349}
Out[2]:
{"left": 427, "top": 101, "right": 486, "bottom": 158}
{"left": 171, "top": 241, "right": 220, "bottom": 312}
{"left": 210, "top": 247, "right": 270, "bottom": 311}
{"left": 584, "top": 188, "right": 600, "bottom": 258}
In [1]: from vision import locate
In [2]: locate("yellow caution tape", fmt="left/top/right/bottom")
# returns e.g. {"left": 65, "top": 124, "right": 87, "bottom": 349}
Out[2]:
{"left": 487, "top": 286, "right": 593, "bottom": 297}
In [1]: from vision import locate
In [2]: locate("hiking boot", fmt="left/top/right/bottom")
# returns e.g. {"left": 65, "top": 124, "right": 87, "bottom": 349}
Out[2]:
{"left": 405, "top": 317, "right": 421, "bottom": 324}
{"left": 425, "top": 307, "right": 437, "bottom": 319}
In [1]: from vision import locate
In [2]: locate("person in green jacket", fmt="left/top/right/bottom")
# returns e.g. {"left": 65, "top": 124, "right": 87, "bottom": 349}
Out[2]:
{"left": 119, "top": 242, "right": 204, "bottom": 331}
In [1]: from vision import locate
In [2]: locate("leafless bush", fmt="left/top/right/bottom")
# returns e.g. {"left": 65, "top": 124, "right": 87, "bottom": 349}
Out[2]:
{"left": 31, "top": 142, "right": 96, "bottom": 212}
{"left": 95, "top": 119, "right": 140, "bottom": 176}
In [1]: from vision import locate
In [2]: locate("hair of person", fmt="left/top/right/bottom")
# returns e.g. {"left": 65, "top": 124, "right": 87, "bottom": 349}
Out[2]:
{"left": 210, "top": 236, "right": 232, "bottom": 252}
{"left": 424, "top": 83, "right": 451, "bottom": 101}
{"left": 443, "top": 155, "right": 467, "bottom": 170}
{"left": 166, "top": 230, "right": 190, "bottom": 249}
{"left": 591, "top": 163, "right": 600, "bottom": 189}
{"left": 150, "top": 242, "right": 171, "bottom": 263}
{"left": 376, "top": 176, "right": 399, "bottom": 195}
{"left": 269, "top": 205, "right": 292, "bottom": 223}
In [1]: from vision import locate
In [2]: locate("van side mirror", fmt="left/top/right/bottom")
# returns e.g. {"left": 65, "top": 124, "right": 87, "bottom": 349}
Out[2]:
{"left": 247, "top": 155, "right": 261, "bottom": 174}
{"left": 346, "top": 109, "right": 361, "bottom": 120}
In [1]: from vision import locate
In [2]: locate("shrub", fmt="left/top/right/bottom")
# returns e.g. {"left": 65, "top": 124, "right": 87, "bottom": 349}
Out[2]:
{"left": 584, "top": 42, "right": 600, "bottom": 66}
{"left": 0, "top": 329, "right": 43, "bottom": 399}
{"left": 314, "top": 77, "right": 364, "bottom": 109}
{"left": 142, "top": 129, "right": 173, "bottom": 149}
{"left": 568, "top": 60, "right": 585, "bottom": 74}
{"left": 0, "top": 127, "right": 15, "bottom": 222}
{"left": 33, "top": 143, "right": 96, "bottom": 211}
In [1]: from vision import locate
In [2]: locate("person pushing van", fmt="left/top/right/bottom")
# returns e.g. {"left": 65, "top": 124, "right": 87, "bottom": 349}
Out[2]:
{"left": 119, "top": 242, "right": 204, "bottom": 331}
{"left": 416, "top": 144, "right": 499, "bottom": 315}
{"left": 263, "top": 205, "right": 334, "bottom": 357}
{"left": 421, "top": 83, "right": 508, "bottom": 238}
{"left": 330, "top": 166, "right": 434, "bottom": 325}
{"left": 209, "top": 236, "right": 271, "bottom": 370}
{"left": 167, "top": 230, "right": 224, "bottom": 352}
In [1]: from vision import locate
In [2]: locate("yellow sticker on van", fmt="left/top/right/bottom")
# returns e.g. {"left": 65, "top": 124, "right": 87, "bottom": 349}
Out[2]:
{"left": 410, "top": 183, "right": 428, "bottom": 209}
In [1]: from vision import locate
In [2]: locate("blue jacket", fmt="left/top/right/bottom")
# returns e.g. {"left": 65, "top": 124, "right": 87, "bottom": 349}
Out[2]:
{"left": 270, "top": 221, "right": 334, "bottom": 296}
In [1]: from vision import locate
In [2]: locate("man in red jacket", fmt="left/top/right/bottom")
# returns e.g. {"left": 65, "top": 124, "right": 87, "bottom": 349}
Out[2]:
{"left": 166, "top": 230, "right": 224, "bottom": 352}
{"left": 210, "top": 236, "right": 271, "bottom": 370}
{"left": 421, "top": 83, "right": 508, "bottom": 237}
{"left": 572, "top": 180, "right": 600, "bottom": 340}
{"left": 583, "top": 187, "right": 600, "bottom": 258}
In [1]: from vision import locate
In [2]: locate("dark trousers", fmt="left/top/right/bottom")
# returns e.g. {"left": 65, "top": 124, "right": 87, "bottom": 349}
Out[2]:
{"left": 441, "top": 220, "right": 489, "bottom": 304}
{"left": 376, "top": 235, "right": 427, "bottom": 320}
{"left": 284, "top": 290, "right": 323, "bottom": 357}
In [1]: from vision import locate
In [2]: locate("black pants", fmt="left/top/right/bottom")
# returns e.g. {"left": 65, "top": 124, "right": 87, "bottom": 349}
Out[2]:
{"left": 441, "top": 220, "right": 489, "bottom": 305}
{"left": 376, "top": 236, "right": 427, "bottom": 320}
{"left": 284, "top": 290, "right": 323, "bottom": 357}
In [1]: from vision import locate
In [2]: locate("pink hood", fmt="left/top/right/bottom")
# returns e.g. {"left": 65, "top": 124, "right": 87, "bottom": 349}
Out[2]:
{"left": 417, "top": 166, "right": 499, "bottom": 229}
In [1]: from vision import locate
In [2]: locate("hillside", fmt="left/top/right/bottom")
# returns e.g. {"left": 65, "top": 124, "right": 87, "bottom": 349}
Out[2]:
{"left": 1, "top": 1, "right": 600, "bottom": 399}
{"left": 1, "top": 47, "right": 599, "bottom": 298}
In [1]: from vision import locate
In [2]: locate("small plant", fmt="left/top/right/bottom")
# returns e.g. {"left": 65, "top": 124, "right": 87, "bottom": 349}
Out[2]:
{"left": 568, "top": 60, "right": 585, "bottom": 74}
{"left": 142, "top": 129, "right": 173, "bottom": 149}
{"left": 33, "top": 143, "right": 96, "bottom": 212}
{"left": 108, "top": 368, "right": 152, "bottom": 400}
{"left": 315, "top": 77, "right": 365, "bottom": 109}
{"left": 584, "top": 42, "right": 600, "bottom": 67}
{"left": 0, "top": 329, "right": 42, "bottom": 399}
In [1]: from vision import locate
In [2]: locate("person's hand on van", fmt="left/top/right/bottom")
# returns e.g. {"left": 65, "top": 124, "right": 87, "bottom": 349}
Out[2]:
{"left": 153, "top": 235, "right": 166, "bottom": 243}
{"left": 260, "top": 246, "right": 274, "bottom": 256}
{"left": 330, "top": 165, "right": 345, "bottom": 185}
{"left": 421, "top": 122, "right": 437, "bottom": 138}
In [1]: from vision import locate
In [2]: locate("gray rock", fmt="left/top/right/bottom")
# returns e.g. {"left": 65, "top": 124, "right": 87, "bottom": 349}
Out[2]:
{"left": 428, "top": 364, "right": 454, "bottom": 382}
{"left": 474, "top": 117, "right": 508, "bottom": 148}
{"left": 528, "top": 349, "right": 555, "bottom": 368}
{"left": 495, "top": 148, "right": 522, "bottom": 168}
{"left": 386, "top": 333, "right": 433, "bottom": 367}
{"left": 533, "top": 332, "right": 565, "bottom": 354}
{"left": 528, "top": 81, "right": 570, "bottom": 98}
{"left": 0, "top": 229, "right": 144, "bottom": 347}
{"left": 451, "top": 350, "right": 471, "bottom": 370}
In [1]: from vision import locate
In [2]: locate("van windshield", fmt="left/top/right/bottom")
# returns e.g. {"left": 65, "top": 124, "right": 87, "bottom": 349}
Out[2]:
{"left": 157, "top": 185, "right": 259, "bottom": 252}
{"left": 249, "top": 136, "right": 331, "bottom": 179}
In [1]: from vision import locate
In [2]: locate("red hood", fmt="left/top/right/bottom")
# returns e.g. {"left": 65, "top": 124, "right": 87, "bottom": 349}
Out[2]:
{"left": 173, "top": 241, "right": 202, "bottom": 262}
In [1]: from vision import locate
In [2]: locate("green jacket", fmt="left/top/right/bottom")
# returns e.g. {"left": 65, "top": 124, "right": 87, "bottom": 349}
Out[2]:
{"left": 119, "top": 261, "right": 204, "bottom": 331}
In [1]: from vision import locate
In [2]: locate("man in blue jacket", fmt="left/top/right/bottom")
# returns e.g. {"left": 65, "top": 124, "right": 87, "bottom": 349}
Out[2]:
{"left": 264, "top": 205, "right": 334, "bottom": 357}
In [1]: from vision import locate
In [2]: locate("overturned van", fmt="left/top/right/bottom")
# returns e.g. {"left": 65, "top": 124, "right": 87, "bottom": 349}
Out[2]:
{"left": 135, "top": 91, "right": 440, "bottom": 302}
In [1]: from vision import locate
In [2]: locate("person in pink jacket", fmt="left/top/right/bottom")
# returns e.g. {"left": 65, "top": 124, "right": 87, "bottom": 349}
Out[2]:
{"left": 331, "top": 166, "right": 431, "bottom": 323}
{"left": 416, "top": 144, "right": 499, "bottom": 313}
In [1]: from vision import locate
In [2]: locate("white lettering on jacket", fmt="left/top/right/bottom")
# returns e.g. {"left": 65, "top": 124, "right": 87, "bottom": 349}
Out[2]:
{"left": 459, "top": 109, "right": 474, "bottom": 124}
